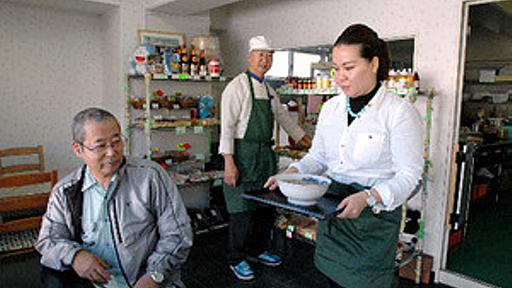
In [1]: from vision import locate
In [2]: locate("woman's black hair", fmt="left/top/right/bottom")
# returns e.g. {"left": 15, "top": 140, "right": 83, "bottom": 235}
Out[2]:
{"left": 333, "top": 24, "right": 391, "bottom": 82}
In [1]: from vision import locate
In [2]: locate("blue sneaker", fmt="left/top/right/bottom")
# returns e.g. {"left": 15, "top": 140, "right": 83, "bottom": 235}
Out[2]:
{"left": 230, "top": 260, "right": 255, "bottom": 281}
{"left": 248, "top": 251, "right": 282, "bottom": 267}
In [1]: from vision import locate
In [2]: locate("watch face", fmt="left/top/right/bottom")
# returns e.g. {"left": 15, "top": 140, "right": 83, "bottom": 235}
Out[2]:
{"left": 365, "top": 191, "right": 376, "bottom": 207}
{"left": 150, "top": 272, "right": 164, "bottom": 283}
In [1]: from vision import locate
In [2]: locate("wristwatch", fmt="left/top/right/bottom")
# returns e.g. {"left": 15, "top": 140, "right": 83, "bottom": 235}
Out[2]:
{"left": 364, "top": 189, "right": 378, "bottom": 212}
{"left": 149, "top": 271, "right": 164, "bottom": 284}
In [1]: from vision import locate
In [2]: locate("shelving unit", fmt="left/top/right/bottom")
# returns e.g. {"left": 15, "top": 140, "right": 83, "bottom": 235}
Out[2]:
{"left": 125, "top": 74, "right": 226, "bottom": 159}
{"left": 125, "top": 73, "right": 228, "bottom": 231}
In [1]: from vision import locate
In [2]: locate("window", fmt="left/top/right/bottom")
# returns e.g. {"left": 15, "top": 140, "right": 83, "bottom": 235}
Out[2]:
{"left": 292, "top": 52, "right": 321, "bottom": 77}
{"left": 266, "top": 51, "right": 290, "bottom": 78}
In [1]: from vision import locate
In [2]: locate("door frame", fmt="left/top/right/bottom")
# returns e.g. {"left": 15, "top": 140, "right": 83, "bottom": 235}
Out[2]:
{"left": 439, "top": 0, "right": 509, "bottom": 287}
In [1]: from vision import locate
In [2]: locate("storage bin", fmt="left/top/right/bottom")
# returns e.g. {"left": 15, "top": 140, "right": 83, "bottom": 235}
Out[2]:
{"left": 492, "top": 93, "right": 508, "bottom": 103}
{"left": 501, "top": 125, "right": 512, "bottom": 140}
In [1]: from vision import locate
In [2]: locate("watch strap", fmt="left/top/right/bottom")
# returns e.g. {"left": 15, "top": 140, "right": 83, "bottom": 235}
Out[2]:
{"left": 364, "top": 189, "right": 381, "bottom": 214}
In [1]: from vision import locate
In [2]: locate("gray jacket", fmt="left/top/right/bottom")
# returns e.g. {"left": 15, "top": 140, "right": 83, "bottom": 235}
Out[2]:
{"left": 36, "top": 157, "right": 193, "bottom": 286}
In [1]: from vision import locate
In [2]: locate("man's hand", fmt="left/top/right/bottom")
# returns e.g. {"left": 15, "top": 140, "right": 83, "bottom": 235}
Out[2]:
{"left": 336, "top": 191, "right": 368, "bottom": 219}
{"left": 134, "top": 274, "right": 160, "bottom": 288}
{"left": 223, "top": 154, "right": 238, "bottom": 187}
{"left": 72, "top": 250, "right": 111, "bottom": 284}
{"left": 297, "top": 135, "right": 312, "bottom": 149}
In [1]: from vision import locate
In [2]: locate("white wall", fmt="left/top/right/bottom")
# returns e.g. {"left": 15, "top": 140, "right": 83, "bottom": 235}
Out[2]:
{"left": 0, "top": 0, "right": 211, "bottom": 177}
{"left": 212, "top": 0, "right": 465, "bottom": 276}
{"left": 0, "top": 2, "right": 105, "bottom": 175}
{"left": 146, "top": 11, "right": 211, "bottom": 38}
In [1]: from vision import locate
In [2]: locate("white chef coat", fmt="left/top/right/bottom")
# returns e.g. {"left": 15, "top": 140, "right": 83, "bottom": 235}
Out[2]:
{"left": 291, "top": 85, "right": 424, "bottom": 211}
{"left": 219, "top": 72, "right": 306, "bottom": 154}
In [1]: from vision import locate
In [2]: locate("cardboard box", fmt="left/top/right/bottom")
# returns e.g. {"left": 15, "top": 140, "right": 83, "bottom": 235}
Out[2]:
{"left": 399, "top": 252, "right": 433, "bottom": 284}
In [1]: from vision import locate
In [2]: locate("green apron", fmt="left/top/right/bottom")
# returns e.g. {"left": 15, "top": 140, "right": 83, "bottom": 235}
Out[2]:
{"left": 315, "top": 181, "right": 402, "bottom": 288}
{"left": 223, "top": 72, "right": 277, "bottom": 214}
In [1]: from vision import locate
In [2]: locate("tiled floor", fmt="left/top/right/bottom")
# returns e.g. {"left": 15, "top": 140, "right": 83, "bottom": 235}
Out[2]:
{"left": 0, "top": 229, "right": 452, "bottom": 288}
{"left": 182, "top": 230, "right": 452, "bottom": 288}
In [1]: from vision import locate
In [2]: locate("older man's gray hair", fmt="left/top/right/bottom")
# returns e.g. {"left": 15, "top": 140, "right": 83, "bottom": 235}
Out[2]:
{"left": 72, "top": 107, "right": 120, "bottom": 143}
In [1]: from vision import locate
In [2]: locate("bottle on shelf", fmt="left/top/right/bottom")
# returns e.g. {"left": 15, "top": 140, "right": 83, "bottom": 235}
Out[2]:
{"left": 171, "top": 47, "right": 181, "bottom": 75}
{"left": 315, "top": 74, "right": 322, "bottom": 91}
{"left": 180, "top": 44, "right": 190, "bottom": 75}
{"left": 322, "top": 74, "right": 330, "bottom": 90}
{"left": 413, "top": 71, "right": 420, "bottom": 92}
{"left": 198, "top": 49, "right": 207, "bottom": 77}
{"left": 190, "top": 45, "right": 199, "bottom": 77}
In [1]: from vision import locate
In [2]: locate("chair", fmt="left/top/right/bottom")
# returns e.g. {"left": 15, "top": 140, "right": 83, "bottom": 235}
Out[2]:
{"left": 0, "top": 146, "right": 57, "bottom": 256}
{"left": 0, "top": 145, "right": 45, "bottom": 177}
{"left": 0, "top": 171, "right": 57, "bottom": 232}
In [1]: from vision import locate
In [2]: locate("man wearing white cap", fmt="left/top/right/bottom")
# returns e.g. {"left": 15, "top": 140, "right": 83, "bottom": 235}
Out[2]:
{"left": 219, "top": 35, "right": 312, "bottom": 281}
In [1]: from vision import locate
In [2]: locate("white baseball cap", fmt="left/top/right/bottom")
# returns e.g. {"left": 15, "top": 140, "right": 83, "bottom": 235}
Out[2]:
{"left": 249, "top": 35, "right": 273, "bottom": 52}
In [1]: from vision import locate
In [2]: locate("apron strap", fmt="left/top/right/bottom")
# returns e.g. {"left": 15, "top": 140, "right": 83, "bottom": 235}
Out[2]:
{"left": 245, "top": 71, "right": 274, "bottom": 100}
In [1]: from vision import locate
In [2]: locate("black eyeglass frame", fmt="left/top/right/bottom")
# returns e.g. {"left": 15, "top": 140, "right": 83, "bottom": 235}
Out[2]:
{"left": 75, "top": 134, "right": 127, "bottom": 154}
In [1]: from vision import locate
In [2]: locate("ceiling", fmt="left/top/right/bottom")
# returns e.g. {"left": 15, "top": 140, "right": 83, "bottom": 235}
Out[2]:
{"left": 146, "top": 0, "right": 244, "bottom": 15}
{"left": 0, "top": 0, "right": 117, "bottom": 14}
{"left": 0, "top": 0, "right": 242, "bottom": 15}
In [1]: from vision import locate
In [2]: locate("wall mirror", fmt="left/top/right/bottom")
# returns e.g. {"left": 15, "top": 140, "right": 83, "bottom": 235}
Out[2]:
{"left": 266, "top": 38, "right": 415, "bottom": 81}
{"left": 266, "top": 38, "right": 415, "bottom": 146}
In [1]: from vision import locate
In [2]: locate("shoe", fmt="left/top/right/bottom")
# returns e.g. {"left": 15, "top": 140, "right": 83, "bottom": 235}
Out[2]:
{"left": 229, "top": 260, "right": 255, "bottom": 281}
{"left": 247, "top": 251, "right": 282, "bottom": 267}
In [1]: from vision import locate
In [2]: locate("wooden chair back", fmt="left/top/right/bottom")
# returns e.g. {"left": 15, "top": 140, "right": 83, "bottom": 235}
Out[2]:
{"left": 0, "top": 170, "right": 58, "bottom": 234}
{"left": 0, "top": 145, "right": 45, "bottom": 177}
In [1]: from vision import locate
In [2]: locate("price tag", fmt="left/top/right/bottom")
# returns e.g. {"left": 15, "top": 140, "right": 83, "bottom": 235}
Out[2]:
{"left": 213, "top": 179, "right": 223, "bottom": 187}
{"left": 286, "top": 225, "right": 295, "bottom": 239}
{"left": 175, "top": 126, "right": 186, "bottom": 135}
{"left": 193, "top": 126, "right": 204, "bottom": 134}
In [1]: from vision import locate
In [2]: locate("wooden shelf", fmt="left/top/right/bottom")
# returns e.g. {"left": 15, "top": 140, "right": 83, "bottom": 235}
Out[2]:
{"left": 128, "top": 74, "right": 227, "bottom": 82}
{"left": 465, "top": 80, "right": 512, "bottom": 86}
{"left": 277, "top": 88, "right": 339, "bottom": 96}
{"left": 130, "top": 119, "right": 220, "bottom": 129}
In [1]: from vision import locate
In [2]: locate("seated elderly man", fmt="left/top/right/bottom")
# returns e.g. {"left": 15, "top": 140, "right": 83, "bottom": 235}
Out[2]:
{"left": 36, "top": 107, "right": 193, "bottom": 288}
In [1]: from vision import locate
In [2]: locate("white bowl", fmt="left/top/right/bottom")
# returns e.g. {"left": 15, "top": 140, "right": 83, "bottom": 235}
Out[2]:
{"left": 275, "top": 174, "right": 331, "bottom": 206}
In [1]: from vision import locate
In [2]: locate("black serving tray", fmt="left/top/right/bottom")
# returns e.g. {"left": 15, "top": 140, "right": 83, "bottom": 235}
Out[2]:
{"left": 241, "top": 189, "right": 343, "bottom": 220}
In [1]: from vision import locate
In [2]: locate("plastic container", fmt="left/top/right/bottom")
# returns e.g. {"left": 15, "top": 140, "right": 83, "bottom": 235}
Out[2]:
{"left": 208, "top": 58, "right": 220, "bottom": 77}
{"left": 492, "top": 93, "right": 508, "bottom": 103}
{"left": 192, "top": 35, "right": 221, "bottom": 60}
{"left": 501, "top": 125, "right": 512, "bottom": 140}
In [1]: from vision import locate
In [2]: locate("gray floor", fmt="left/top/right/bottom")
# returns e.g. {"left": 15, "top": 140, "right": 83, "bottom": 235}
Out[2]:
{"left": 0, "top": 229, "right": 452, "bottom": 288}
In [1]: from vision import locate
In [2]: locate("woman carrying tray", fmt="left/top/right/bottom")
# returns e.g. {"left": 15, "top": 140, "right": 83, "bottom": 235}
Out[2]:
{"left": 265, "top": 24, "right": 424, "bottom": 288}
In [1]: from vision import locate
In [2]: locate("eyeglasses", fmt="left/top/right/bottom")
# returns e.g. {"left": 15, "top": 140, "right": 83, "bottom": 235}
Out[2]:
{"left": 77, "top": 135, "right": 126, "bottom": 154}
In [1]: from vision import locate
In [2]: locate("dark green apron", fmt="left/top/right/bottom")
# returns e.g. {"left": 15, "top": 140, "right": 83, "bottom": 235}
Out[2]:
{"left": 315, "top": 181, "right": 402, "bottom": 288}
{"left": 223, "top": 72, "right": 277, "bottom": 214}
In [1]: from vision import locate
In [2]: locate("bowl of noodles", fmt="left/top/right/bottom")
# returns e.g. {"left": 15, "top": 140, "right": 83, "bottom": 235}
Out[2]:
{"left": 275, "top": 174, "right": 331, "bottom": 206}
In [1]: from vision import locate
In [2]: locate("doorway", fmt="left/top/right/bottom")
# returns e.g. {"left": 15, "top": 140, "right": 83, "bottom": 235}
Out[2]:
{"left": 443, "top": 1, "right": 512, "bottom": 287}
